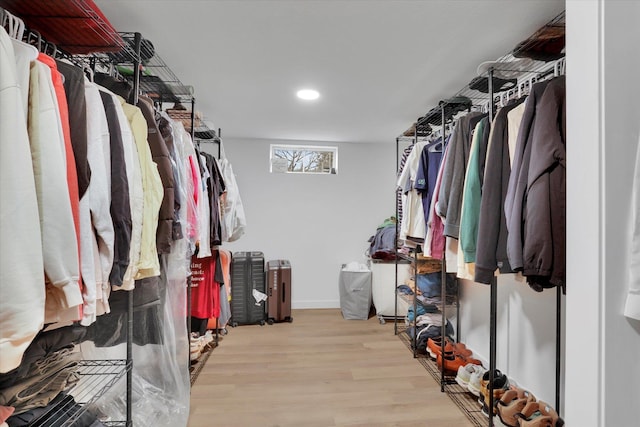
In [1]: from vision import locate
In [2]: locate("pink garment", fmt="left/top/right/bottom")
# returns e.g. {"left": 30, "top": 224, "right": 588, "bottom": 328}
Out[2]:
{"left": 0, "top": 405, "right": 14, "bottom": 423}
{"left": 187, "top": 155, "right": 201, "bottom": 240}
{"left": 430, "top": 144, "right": 449, "bottom": 260}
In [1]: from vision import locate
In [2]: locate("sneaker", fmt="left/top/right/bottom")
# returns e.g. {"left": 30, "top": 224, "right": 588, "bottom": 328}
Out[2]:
{"left": 190, "top": 334, "right": 205, "bottom": 361}
{"left": 496, "top": 387, "right": 536, "bottom": 427}
{"left": 479, "top": 369, "right": 510, "bottom": 415}
{"left": 201, "top": 330, "right": 216, "bottom": 350}
{"left": 455, "top": 363, "right": 483, "bottom": 388}
{"left": 514, "top": 401, "right": 564, "bottom": 427}
{"left": 467, "top": 365, "right": 487, "bottom": 396}
{"left": 437, "top": 353, "right": 482, "bottom": 375}
{"left": 427, "top": 338, "right": 473, "bottom": 359}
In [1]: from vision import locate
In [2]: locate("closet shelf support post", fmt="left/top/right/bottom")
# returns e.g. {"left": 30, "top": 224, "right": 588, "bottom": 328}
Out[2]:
{"left": 556, "top": 285, "right": 562, "bottom": 414}
{"left": 487, "top": 66, "right": 497, "bottom": 427}
{"left": 440, "top": 102, "right": 447, "bottom": 393}
{"left": 394, "top": 137, "right": 399, "bottom": 335}
{"left": 126, "top": 30, "right": 143, "bottom": 427}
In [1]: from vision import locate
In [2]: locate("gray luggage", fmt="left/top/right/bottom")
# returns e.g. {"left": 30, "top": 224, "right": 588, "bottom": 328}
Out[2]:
{"left": 230, "top": 251, "right": 266, "bottom": 326}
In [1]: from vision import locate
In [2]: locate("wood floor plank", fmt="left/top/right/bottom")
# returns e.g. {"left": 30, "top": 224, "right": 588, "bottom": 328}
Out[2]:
{"left": 187, "top": 309, "right": 473, "bottom": 427}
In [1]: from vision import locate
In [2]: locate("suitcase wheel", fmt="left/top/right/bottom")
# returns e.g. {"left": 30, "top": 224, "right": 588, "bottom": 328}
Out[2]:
{"left": 286, "top": 317, "right": 293, "bottom": 323}
{"left": 231, "top": 322, "right": 238, "bottom": 328}
{"left": 267, "top": 318, "right": 274, "bottom": 325}
{"left": 260, "top": 320, "right": 266, "bottom": 326}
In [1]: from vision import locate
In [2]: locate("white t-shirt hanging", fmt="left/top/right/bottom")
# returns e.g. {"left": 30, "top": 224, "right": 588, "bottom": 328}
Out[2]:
{"left": 624, "top": 134, "right": 640, "bottom": 320}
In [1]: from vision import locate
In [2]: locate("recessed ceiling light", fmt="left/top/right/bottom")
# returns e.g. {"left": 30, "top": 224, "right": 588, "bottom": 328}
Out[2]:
{"left": 297, "top": 89, "right": 320, "bottom": 100}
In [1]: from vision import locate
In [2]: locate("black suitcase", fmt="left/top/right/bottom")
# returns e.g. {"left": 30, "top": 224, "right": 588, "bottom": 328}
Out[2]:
{"left": 230, "top": 251, "right": 266, "bottom": 326}
{"left": 266, "top": 260, "right": 293, "bottom": 324}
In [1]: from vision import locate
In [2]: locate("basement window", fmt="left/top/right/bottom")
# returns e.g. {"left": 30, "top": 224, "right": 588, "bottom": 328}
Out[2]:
{"left": 270, "top": 144, "right": 338, "bottom": 174}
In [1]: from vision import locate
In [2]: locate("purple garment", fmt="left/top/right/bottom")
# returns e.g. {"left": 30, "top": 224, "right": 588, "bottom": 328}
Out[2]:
{"left": 415, "top": 138, "right": 444, "bottom": 225}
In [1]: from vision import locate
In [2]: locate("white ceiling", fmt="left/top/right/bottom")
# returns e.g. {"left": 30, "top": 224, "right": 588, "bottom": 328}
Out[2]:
{"left": 95, "top": 0, "right": 565, "bottom": 144}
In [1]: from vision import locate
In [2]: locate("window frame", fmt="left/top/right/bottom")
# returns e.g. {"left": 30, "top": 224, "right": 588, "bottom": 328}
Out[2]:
{"left": 269, "top": 144, "right": 338, "bottom": 175}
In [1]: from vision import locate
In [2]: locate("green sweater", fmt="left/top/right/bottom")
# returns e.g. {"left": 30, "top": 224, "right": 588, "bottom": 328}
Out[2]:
{"left": 460, "top": 118, "right": 488, "bottom": 263}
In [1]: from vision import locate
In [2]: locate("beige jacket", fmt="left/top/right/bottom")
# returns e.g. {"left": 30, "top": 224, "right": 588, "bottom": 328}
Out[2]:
{"left": 118, "top": 97, "right": 164, "bottom": 279}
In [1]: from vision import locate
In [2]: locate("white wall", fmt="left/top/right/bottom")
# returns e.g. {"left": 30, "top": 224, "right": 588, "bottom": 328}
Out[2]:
{"left": 201, "top": 138, "right": 396, "bottom": 309}
{"left": 458, "top": 275, "right": 563, "bottom": 407}
{"left": 565, "top": 1, "right": 640, "bottom": 426}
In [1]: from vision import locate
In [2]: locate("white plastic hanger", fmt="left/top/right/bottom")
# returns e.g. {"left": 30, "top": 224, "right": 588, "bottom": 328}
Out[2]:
{"left": 3, "top": 10, "right": 39, "bottom": 62}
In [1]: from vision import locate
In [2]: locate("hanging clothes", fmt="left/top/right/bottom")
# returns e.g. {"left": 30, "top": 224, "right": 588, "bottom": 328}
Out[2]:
{"left": 56, "top": 60, "right": 91, "bottom": 200}
{"left": 474, "top": 98, "right": 526, "bottom": 284}
{"left": 625, "top": 135, "right": 640, "bottom": 320}
{"left": 425, "top": 142, "right": 451, "bottom": 260}
{"left": 157, "top": 113, "right": 184, "bottom": 242}
{"left": 79, "top": 80, "right": 115, "bottom": 325}
{"left": 190, "top": 253, "right": 222, "bottom": 319}
{"left": 196, "top": 150, "right": 212, "bottom": 258}
{"left": 184, "top": 140, "right": 201, "bottom": 244}
{"left": 116, "top": 95, "right": 164, "bottom": 281}
{"left": 396, "top": 141, "right": 417, "bottom": 232}
{"left": 436, "top": 112, "right": 483, "bottom": 239}
{"left": 39, "top": 55, "right": 82, "bottom": 289}
{"left": 398, "top": 140, "right": 428, "bottom": 242}
{"left": 99, "top": 90, "right": 132, "bottom": 288}
{"left": 521, "top": 76, "right": 566, "bottom": 290}
{"left": 506, "top": 102, "right": 527, "bottom": 167}
{"left": 99, "top": 88, "right": 143, "bottom": 292}
{"left": 459, "top": 117, "right": 489, "bottom": 264}
{"left": 0, "top": 27, "right": 45, "bottom": 374}
{"left": 504, "top": 80, "right": 552, "bottom": 274}
{"left": 219, "top": 156, "right": 246, "bottom": 243}
{"left": 201, "top": 152, "right": 226, "bottom": 247}
{"left": 415, "top": 137, "right": 445, "bottom": 225}
{"left": 137, "top": 96, "right": 175, "bottom": 255}
{"left": 30, "top": 58, "right": 82, "bottom": 324}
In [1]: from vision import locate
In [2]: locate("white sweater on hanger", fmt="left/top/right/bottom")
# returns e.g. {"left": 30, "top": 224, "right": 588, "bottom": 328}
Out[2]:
{"left": 31, "top": 60, "right": 82, "bottom": 323}
{"left": 0, "top": 27, "right": 45, "bottom": 373}
{"left": 80, "top": 81, "right": 115, "bottom": 325}
{"left": 625, "top": 135, "right": 640, "bottom": 320}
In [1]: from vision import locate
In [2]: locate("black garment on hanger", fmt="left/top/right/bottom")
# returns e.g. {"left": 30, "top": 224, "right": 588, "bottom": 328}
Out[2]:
{"left": 99, "top": 91, "right": 132, "bottom": 287}
{"left": 94, "top": 73, "right": 133, "bottom": 101}
{"left": 85, "top": 275, "right": 165, "bottom": 347}
{"left": 56, "top": 60, "right": 91, "bottom": 199}
{"left": 157, "top": 114, "right": 184, "bottom": 241}
{"left": 202, "top": 153, "right": 226, "bottom": 247}
{"left": 138, "top": 96, "right": 175, "bottom": 254}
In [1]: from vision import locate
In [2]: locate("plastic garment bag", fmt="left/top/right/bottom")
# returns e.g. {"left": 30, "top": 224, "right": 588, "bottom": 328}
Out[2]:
{"left": 79, "top": 115, "right": 193, "bottom": 427}
{"left": 81, "top": 252, "right": 190, "bottom": 427}
{"left": 218, "top": 144, "right": 246, "bottom": 242}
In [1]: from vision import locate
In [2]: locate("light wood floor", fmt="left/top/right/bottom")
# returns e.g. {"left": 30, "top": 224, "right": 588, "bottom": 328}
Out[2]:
{"left": 187, "top": 309, "right": 473, "bottom": 427}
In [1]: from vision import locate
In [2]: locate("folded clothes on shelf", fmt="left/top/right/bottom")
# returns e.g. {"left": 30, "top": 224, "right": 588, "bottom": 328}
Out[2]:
{"left": 0, "top": 349, "right": 81, "bottom": 415}
{"left": 396, "top": 284, "right": 413, "bottom": 295}
{"left": 6, "top": 392, "right": 106, "bottom": 427}
{"left": 416, "top": 272, "right": 458, "bottom": 298}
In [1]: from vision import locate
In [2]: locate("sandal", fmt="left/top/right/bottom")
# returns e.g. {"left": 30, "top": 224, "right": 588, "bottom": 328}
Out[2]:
{"left": 496, "top": 387, "right": 536, "bottom": 427}
{"left": 515, "top": 401, "right": 564, "bottom": 427}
